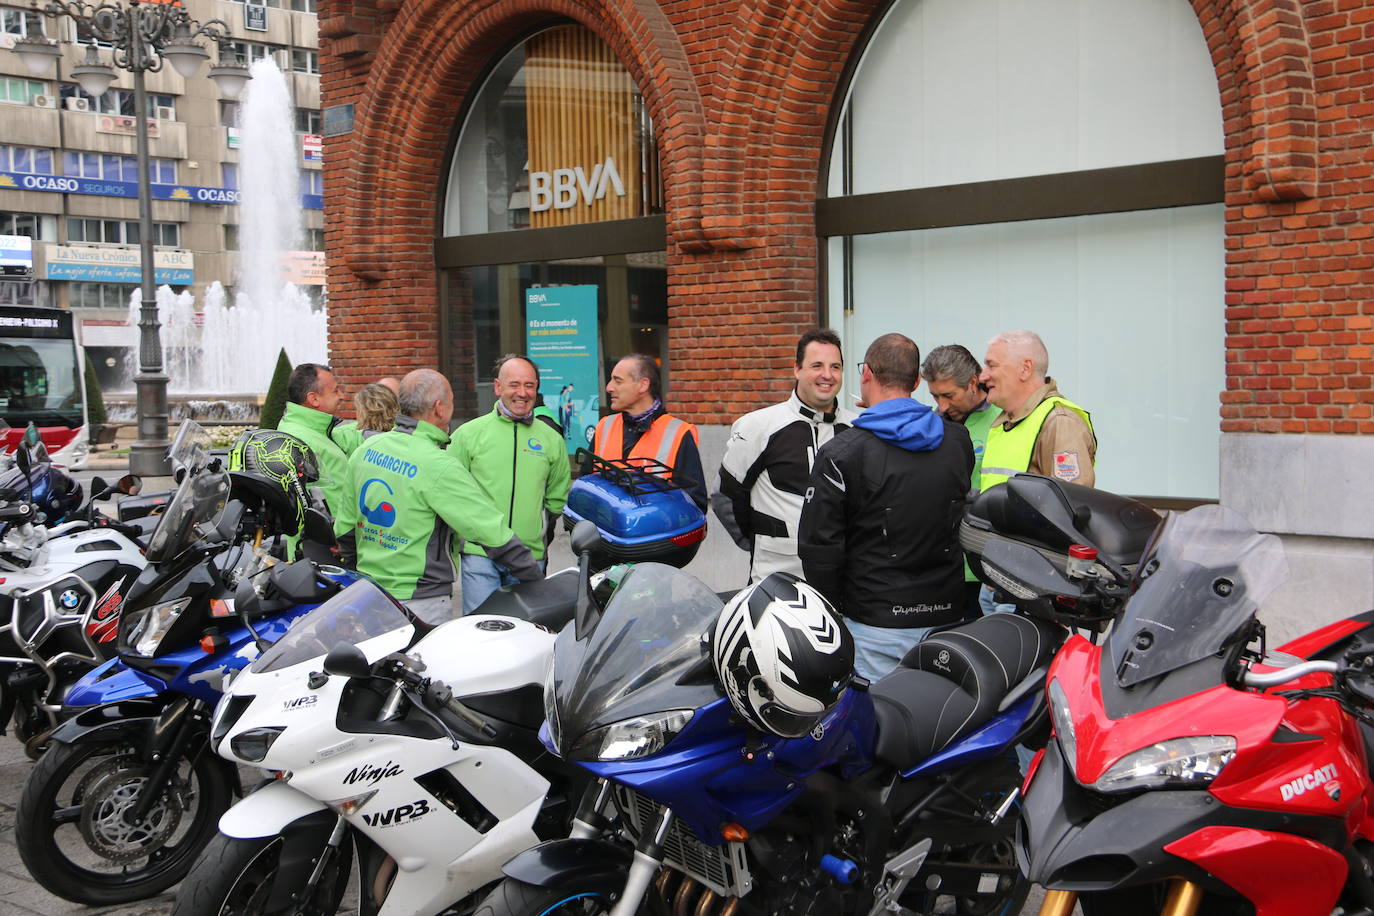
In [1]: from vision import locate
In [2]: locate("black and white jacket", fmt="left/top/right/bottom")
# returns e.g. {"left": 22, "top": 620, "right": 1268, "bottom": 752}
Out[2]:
{"left": 711, "top": 391, "right": 854, "bottom": 582}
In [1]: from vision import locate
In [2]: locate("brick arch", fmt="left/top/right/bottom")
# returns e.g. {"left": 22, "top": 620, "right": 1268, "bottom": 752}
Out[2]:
{"left": 338, "top": 0, "right": 709, "bottom": 280}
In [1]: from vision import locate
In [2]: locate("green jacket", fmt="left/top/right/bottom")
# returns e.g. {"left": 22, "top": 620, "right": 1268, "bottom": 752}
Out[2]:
{"left": 329, "top": 420, "right": 366, "bottom": 456}
{"left": 961, "top": 401, "right": 999, "bottom": 583}
{"left": 335, "top": 417, "right": 539, "bottom": 601}
{"left": 277, "top": 401, "right": 355, "bottom": 524}
{"left": 449, "top": 407, "right": 571, "bottom": 562}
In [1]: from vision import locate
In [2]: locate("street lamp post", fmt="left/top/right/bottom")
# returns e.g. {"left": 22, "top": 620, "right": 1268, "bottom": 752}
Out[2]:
{"left": 12, "top": 1, "right": 249, "bottom": 476}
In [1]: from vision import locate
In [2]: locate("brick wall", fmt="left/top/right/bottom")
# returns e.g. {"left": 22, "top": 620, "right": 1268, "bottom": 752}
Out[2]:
{"left": 319, "top": 0, "right": 1368, "bottom": 433}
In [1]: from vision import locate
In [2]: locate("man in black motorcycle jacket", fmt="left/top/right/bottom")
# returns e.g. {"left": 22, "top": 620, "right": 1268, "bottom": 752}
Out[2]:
{"left": 798, "top": 333, "right": 973, "bottom": 681}
{"left": 712, "top": 328, "right": 855, "bottom": 583}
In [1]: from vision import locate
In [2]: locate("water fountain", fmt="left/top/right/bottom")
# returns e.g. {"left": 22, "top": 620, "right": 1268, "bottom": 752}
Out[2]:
{"left": 110, "top": 57, "right": 328, "bottom": 419}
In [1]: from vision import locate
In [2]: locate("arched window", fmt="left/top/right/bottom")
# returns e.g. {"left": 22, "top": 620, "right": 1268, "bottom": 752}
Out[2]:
{"left": 439, "top": 24, "right": 665, "bottom": 442}
{"left": 820, "top": 0, "right": 1225, "bottom": 499}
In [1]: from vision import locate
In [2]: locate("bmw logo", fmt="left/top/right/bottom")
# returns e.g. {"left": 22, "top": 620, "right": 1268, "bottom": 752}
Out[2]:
{"left": 58, "top": 589, "right": 82, "bottom": 610}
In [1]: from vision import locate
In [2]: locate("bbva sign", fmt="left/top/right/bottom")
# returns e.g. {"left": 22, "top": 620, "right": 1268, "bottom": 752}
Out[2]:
{"left": 530, "top": 156, "right": 626, "bottom": 212}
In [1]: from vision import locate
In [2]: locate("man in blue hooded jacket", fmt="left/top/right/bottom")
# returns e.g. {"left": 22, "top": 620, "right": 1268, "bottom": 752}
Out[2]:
{"left": 798, "top": 333, "right": 973, "bottom": 680}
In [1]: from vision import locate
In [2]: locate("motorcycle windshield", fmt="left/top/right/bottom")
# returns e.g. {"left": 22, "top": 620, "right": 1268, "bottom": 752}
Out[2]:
{"left": 143, "top": 468, "right": 231, "bottom": 564}
{"left": 1107, "top": 504, "right": 1288, "bottom": 687}
{"left": 551, "top": 563, "right": 724, "bottom": 755}
{"left": 250, "top": 579, "right": 413, "bottom": 673}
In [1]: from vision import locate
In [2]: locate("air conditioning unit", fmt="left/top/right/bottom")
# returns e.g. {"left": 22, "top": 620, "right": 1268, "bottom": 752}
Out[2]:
{"left": 64, "top": 97, "right": 90, "bottom": 112}
{"left": 155, "top": 105, "right": 175, "bottom": 121}
{"left": 32, "top": 94, "right": 56, "bottom": 109}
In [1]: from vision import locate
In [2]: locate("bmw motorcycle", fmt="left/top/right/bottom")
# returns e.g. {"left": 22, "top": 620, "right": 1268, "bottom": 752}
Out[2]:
{"left": 476, "top": 523, "right": 1052, "bottom": 916}
{"left": 970, "top": 475, "right": 1374, "bottom": 916}
{"left": 14, "top": 423, "right": 351, "bottom": 906}
{"left": 175, "top": 574, "right": 584, "bottom": 916}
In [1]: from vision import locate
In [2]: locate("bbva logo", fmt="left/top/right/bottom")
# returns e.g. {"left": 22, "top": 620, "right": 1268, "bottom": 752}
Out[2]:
{"left": 529, "top": 157, "right": 626, "bottom": 212}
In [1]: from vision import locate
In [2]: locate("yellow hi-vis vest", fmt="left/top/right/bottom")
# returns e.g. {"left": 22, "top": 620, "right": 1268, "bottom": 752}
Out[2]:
{"left": 979, "top": 396, "right": 1094, "bottom": 492}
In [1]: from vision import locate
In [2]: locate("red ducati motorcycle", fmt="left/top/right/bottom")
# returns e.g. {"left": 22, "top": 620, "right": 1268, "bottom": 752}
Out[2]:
{"left": 972, "top": 478, "right": 1374, "bottom": 916}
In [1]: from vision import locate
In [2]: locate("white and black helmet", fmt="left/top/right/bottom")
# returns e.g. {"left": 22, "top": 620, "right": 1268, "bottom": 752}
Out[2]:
{"left": 710, "top": 573, "right": 854, "bottom": 738}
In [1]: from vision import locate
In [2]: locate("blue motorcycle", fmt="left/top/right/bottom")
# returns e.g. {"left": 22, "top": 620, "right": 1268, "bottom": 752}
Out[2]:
{"left": 13, "top": 445, "right": 352, "bottom": 907}
{"left": 478, "top": 528, "right": 1055, "bottom": 916}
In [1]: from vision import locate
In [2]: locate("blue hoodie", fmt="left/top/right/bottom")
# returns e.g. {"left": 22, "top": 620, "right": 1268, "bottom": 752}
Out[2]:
{"left": 852, "top": 397, "right": 944, "bottom": 452}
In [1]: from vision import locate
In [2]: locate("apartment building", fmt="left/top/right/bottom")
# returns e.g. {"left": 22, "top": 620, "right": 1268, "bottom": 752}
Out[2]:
{"left": 0, "top": 0, "right": 323, "bottom": 389}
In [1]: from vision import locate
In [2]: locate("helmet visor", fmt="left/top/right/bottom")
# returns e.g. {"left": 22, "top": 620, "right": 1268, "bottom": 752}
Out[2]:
{"left": 758, "top": 701, "right": 818, "bottom": 739}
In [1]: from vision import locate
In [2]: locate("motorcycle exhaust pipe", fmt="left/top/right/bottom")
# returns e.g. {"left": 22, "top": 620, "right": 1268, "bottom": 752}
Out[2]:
{"left": 1160, "top": 879, "right": 1204, "bottom": 916}
{"left": 1038, "top": 889, "right": 1077, "bottom": 916}
{"left": 672, "top": 877, "right": 700, "bottom": 916}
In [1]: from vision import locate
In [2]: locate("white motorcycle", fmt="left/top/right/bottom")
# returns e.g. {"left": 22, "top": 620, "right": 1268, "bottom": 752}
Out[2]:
{"left": 175, "top": 573, "right": 585, "bottom": 916}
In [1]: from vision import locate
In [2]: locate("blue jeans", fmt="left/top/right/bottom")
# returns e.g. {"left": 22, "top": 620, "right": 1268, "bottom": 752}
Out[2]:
{"left": 461, "top": 554, "right": 524, "bottom": 615}
{"left": 844, "top": 618, "right": 933, "bottom": 682}
{"left": 979, "top": 584, "right": 1016, "bottom": 616}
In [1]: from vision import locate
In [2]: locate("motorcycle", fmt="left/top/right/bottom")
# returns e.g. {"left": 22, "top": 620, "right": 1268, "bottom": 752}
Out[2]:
{"left": 973, "top": 475, "right": 1374, "bottom": 916}
{"left": 176, "top": 571, "right": 585, "bottom": 916}
{"left": 14, "top": 421, "right": 352, "bottom": 906}
{"left": 476, "top": 522, "right": 1056, "bottom": 916}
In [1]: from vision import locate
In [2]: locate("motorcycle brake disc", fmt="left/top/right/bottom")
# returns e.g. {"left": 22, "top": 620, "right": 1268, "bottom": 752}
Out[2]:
{"left": 75, "top": 755, "right": 184, "bottom": 862}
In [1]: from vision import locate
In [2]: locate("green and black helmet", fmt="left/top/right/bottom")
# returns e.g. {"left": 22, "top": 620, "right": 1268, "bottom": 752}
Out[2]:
{"left": 228, "top": 429, "right": 320, "bottom": 534}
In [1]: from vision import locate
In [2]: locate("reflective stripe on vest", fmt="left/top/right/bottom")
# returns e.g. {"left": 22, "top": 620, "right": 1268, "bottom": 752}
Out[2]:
{"left": 979, "top": 396, "right": 1093, "bottom": 493}
{"left": 593, "top": 413, "right": 695, "bottom": 471}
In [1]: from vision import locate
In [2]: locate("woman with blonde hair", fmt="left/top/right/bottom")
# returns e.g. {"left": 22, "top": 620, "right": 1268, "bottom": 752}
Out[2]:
{"left": 354, "top": 382, "right": 399, "bottom": 436}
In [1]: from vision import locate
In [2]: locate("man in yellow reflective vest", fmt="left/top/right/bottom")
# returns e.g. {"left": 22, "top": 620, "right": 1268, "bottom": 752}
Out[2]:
{"left": 594, "top": 354, "right": 707, "bottom": 510}
{"left": 977, "top": 329, "right": 1096, "bottom": 613}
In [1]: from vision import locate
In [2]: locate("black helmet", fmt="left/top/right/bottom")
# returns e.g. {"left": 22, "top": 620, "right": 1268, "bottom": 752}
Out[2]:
{"left": 228, "top": 429, "right": 320, "bottom": 535}
{"left": 710, "top": 573, "right": 854, "bottom": 738}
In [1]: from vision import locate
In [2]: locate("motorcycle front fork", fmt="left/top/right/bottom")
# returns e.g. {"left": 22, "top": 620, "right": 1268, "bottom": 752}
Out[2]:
{"left": 1040, "top": 880, "right": 1204, "bottom": 916}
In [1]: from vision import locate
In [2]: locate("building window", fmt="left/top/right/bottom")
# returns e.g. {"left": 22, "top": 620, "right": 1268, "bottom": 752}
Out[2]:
{"left": 0, "top": 144, "right": 54, "bottom": 175}
{"left": 299, "top": 170, "right": 323, "bottom": 196}
{"left": 63, "top": 151, "right": 175, "bottom": 184}
{"left": 224, "top": 224, "right": 238, "bottom": 251}
{"left": 294, "top": 108, "right": 321, "bottom": 135}
{"left": 0, "top": 7, "right": 45, "bottom": 38}
{"left": 444, "top": 24, "right": 662, "bottom": 235}
{"left": 0, "top": 212, "right": 56, "bottom": 239}
{"left": 302, "top": 227, "right": 323, "bottom": 250}
{"left": 219, "top": 100, "right": 240, "bottom": 129}
{"left": 821, "top": 0, "right": 1225, "bottom": 499}
{"left": 221, "top": 162, "right": 238, "bottom": 189}
{"left": 289, "top": 49, "right": 319, "bottom": 74}
{"left": 290, "top": 0, "right": 317, "bottom": 13}
{"left": 58, "top": 84, "right": 174, "bottom": 118}
{"left": 68, "top": 282, "right": 135, "bottom": 309}
{"left": 0, "top": 77, "right": 44, "bottom": 106}
{"left": 0, "top": 280, "right": 36, "bottom": 306}
{"left": 225, "top": 40, "right": 282, "bottom": 65}
{"left": 68, "top": 218, "right": 179, "bottom": 247}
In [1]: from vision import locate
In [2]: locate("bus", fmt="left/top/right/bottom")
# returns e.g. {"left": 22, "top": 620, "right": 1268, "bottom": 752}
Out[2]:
{"left": 0, "top": 306, "right": 87, "bottom": 468}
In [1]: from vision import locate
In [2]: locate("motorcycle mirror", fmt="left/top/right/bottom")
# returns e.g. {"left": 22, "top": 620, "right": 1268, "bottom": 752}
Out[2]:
{"left": 117, "top": 474, "right": 142, "bottom": 496}
{"left": 15, "top": 444, "right": 29, "bottom": 476}
{"left": 301, "top": 507, "right": 336, "bottom": 548}
{"left": 270, "top": 560, "right": 325, "bottom": 605}
{"left": 323, "top": 641, "right": 371, "bottom": 679}
{"left": 233, "top": 576, "right": 265, "bottom": 619}
{"left": 570, "top": 520, "right": 602, "bottom": 558}
{"left": 980, "top": 539, "right": 1086, "bottom": 601}
{"left": 90, "top": 475, "right": 110, "bottom": 498}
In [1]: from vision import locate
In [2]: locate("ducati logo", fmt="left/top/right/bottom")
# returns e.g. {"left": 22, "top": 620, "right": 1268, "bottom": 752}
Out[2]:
{"left": 1280, "top": 763, "right": 1339, "bottom": 801}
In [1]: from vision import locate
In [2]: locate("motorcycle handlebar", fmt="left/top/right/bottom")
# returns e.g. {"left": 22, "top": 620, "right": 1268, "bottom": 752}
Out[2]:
{"left": 1242, "top": 659, "right": 1338, "bottom": 687}
{"left": 0, "top": 503, "right": 33, "bottom": 522}
{"left": 424, "top": 680, "right": 499, "bottom": 740}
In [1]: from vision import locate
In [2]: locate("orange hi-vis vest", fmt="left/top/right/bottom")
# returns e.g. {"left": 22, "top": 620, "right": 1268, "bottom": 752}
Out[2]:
{"left": 593, "top": 412, "right": 699, "bottom": 470}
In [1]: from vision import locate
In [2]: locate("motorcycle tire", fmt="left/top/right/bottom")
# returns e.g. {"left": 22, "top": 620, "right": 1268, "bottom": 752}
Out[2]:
{"left": 474, "top": 878, "right": 623, "bottom": 916}
{"left": 15, "top": 737, "right": 232, "bottom": 905}
{"left": 171, "top": 830, "right": 354, "bottom": 916}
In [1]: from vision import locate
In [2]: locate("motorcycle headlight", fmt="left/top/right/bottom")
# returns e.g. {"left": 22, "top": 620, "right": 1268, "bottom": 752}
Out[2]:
{"left": 1047, "top": 679, "right": 1079, "bottom": 775}
{"left": 122, "top": 597, "right": 192, "bottom": 657}
{"left": 230, "top": 726, "right": 286, "bottom": 763}
{"left": 1090, "top": 736, "right": 1236, "bottom": 793}
{"left": 572, "top": 710, "right": 694, "bottom": 762}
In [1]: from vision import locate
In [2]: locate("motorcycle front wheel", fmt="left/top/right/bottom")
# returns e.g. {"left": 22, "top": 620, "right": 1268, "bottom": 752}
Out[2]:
{"left": 15, "top": 736, "right": 232, "bottom": 905}
{"left": 171, "top": 830, "right": 354, "bottom": 916}
{"left": 474, "top": 878, "right": 620, "bottom": 916}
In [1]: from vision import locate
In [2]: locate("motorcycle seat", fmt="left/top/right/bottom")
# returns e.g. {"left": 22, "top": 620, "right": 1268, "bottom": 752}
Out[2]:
{"left": 472, "top": 569, "right": 578, "bottom": 631}
{"left": 869, "top": 613, "right": 1057, "bottom": 769}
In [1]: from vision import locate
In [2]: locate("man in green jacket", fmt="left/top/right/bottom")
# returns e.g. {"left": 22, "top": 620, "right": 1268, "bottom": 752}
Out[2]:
{"left": 922, "top": 344, "right": 999, "bottom": 619}
{"left": 451, "top": 354, "right": 571, "bottom": 614}
{"left": 336, "top": 369, "right": 540, "bottom": 622}
{"left": 276, "top": 363, "right": 360, "bottom": 525}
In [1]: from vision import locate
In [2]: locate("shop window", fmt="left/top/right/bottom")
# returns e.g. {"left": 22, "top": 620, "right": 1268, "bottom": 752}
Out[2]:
{"left": 821, "top": 0, "right": 1224, "bottom": 500}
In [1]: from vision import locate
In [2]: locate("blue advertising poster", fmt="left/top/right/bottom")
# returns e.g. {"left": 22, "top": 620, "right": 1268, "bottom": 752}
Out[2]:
{"left": 525, "top": 285, "right": 599, "bottom": 453}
